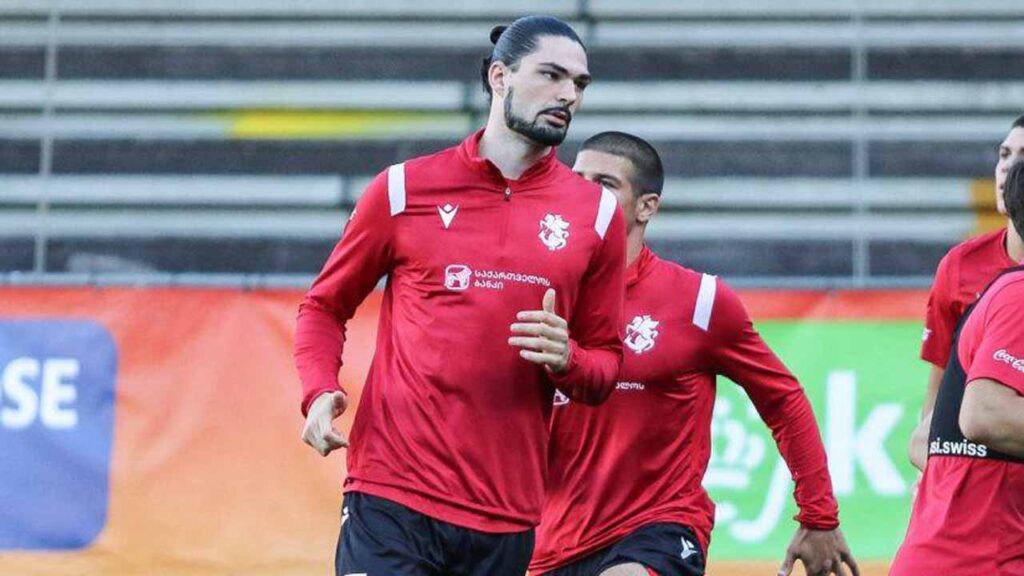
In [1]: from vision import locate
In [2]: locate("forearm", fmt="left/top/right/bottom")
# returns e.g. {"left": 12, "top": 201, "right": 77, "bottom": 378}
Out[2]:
{"left": 716, "top": 299, "right": 839, "bottom": 528}
{"left": 919, "top": 365, "right": 945, "bottom": 419}
{"left": 961, "top": 379, "right": 1024, "bottom": 458}
{"left": 761, "top": 388, "right": 840, "bottom": 529}
{"left": 295, "top": 301, "right": 347, "bottom": 415}
{"left": 548, "top": 339, "right": 620, "bottom": 405}
{"left": 908, "top": 411, "right": 931, "bottom": 472}
{"left": 549, "top": 205, "right": 624, "bottom": 406}
{"left": 971, "top": 410, "right": 1024, "bottom": 457}
{"left": 909, "top": 365, "right": 945, "bottom": 469}
{"left": 293, "top": 168, "right": 392, "bottom": 417}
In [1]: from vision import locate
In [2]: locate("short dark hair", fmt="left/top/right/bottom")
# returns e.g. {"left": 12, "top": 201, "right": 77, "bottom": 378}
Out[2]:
{"left": 1013, "top": 115, "right": 1024, "bottom": 129}
{"left": 580, "top": 131, "right": 665, "bottom": 197}
{"left": 480, "top": 15, "right": 585, "bottom": 96}
{"left": 1006, "top": 160, "right": 1024, "bottom": 236}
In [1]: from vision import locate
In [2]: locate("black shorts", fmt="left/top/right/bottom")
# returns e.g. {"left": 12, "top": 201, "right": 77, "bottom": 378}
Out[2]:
{"left": 335, "top": 491, "right": 534, "bottom": 576}
{"left": 541, "top": 523, "right": 705, "bottom": 576}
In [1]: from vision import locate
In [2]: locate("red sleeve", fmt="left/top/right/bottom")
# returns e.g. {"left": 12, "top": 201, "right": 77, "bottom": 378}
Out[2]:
{"left": 966, "top": 282, "right": 1024, "bottom": 396}
{"left": 547, "top": 202, "right": 626, "bottom": 405}
{"left": 921, "top": 251, "right": 959, "bottom": 368}
{"left": 294, "top": 170, "right": 394, "bottom": 415}
{"left": 709, "top": 280, "right": 840, "bottom": 530}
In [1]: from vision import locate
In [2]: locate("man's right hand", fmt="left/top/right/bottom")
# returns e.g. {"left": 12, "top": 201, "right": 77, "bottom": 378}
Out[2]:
{"left": 302, "top": 391, "right": 349, "bottom": 456}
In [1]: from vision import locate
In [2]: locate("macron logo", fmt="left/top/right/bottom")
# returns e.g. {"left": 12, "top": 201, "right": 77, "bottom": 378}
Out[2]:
{"left": 680, "top": 536, "right": 698, "bottom": 560}
{"left": 438, "top": 204, "right": 458, "bottom": 229}
{"left": 993, "top": 349, "right": 1024, "bottom": 374}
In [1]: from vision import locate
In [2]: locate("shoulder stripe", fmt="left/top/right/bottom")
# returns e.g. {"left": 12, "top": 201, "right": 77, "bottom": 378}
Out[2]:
{"left": 595, "top": 187, "right": 617, "bottom": 239}
{"left": 693, "top": 273, "right": 717, "bottom": 331}
{"left": 387, "top": 162, "right": 406, "bottom": 216}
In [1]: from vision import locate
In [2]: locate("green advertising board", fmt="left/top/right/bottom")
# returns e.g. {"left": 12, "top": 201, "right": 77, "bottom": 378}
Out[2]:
{"left": 706, "top": 321, "right": 929, "bottom": 560}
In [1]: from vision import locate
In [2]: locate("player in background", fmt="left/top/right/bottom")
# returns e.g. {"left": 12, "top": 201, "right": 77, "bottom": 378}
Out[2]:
{"left": 909, "top": 115, "right": 1024, "bottom": 471}
{"left": 294, "top": 16, "right": 626, "bottom": 575}
{"left": 890, "top": 160, "right": 1024, "bottom": 575}
{"left": 529, "top": 132, "right": 857, "bottom": 576}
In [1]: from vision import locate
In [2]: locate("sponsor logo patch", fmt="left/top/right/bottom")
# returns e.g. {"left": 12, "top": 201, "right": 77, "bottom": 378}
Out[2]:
{"left": 444, "top": 264, "right": 473, "bottom": 291}
{"left": 993, "top": 348, "right": 1024, "bottom": 374}
{"left": 929, "top": 437, "right": 989, "bottom": 458}
{"left": 443, "top": 265, "right": 551, "bottom": 292}
{"left": 438, "top": 203, "right": 458, "bottom": 229}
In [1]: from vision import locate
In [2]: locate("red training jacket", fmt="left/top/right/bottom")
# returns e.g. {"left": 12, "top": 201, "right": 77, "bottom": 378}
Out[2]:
{"left": 294, "top": 129, "right": 626, "bottom": 532}
{"left": 532, "top": 246, "right": 839, "bottom": 571}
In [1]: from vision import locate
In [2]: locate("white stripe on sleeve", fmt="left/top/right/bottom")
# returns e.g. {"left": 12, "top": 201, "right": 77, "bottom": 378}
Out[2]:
{"left": 594, "top": 187, "right": 617, "bottom": 239}
{"left": 387, "top": 162, "right": 406, "bottom": 216}
{"left": 693, "top": 273, "right": 717, "bottom": 331}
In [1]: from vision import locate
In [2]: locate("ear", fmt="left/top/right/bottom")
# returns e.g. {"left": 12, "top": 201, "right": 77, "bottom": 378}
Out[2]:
{"left": 635, "top": 193, "right": 661, "bottom": 225}
{"left": 488, "top": 61, "right": 509, "bottom": 97}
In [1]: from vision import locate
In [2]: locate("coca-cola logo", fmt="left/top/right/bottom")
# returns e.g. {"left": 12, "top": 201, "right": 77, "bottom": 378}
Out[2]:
{"left": 993, "top": 349, "right": 1024, "bottom": 373}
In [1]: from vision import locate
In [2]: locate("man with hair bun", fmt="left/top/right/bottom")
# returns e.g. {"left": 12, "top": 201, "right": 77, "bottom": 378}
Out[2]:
{"left": 294, "top": 15, "right": 625, "bottom": 575}
{"left": 531, "top": 132, "right": 858, "bottom": 576}
{"left": 891, "top": 159, "right": 1024, "bottom": 575}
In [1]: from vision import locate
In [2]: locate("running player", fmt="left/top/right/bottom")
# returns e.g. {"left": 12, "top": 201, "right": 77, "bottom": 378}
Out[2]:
{"left": 294, "top": 17, "right": 626, "bottom": 575}
{"left": 890, "top": 160, "right": 1024, "bottom": 575}
{"left": 530, "top": 132, "right": 857, "bottom": 576}
{"left": 910, "top": 115, "right": 1024, "bottom": 470}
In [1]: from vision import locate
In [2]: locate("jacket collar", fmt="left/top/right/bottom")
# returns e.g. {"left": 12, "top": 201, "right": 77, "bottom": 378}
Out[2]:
{"left": 457, "top": 128, "right": 560, "bottom": 188}
{"left": 626, "top": 244, "right": 657, "bottom": 288}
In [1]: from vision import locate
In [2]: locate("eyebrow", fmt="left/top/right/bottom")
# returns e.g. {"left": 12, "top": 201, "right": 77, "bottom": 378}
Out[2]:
{"left": 538, "top": 62, "right": 592, "bottom": 85}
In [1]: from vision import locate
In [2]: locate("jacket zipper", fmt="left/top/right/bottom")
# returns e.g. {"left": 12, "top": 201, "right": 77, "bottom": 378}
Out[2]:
{"left": 499, "top": 186, "right": 512, "bottom": 247}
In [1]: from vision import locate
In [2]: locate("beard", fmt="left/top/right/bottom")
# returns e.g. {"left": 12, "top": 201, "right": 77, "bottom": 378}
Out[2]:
{"left": 503, "top": 88, "right": 570, "bottom": 147}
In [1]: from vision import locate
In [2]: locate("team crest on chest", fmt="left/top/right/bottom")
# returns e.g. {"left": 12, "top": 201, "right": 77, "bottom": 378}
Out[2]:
{"left": 539, "top": 214, "right": 570, "bottom": 251}
{"left": 624, "top": 314, "right": 660, "bottom": 354}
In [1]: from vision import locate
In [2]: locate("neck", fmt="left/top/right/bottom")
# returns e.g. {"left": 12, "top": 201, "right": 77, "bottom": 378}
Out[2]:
{"left": 627, "top": 226, "right": 646, "bottom": 267}
{"left": 1008, "top": 219, "right": 1024, "bottom": 263}
{"left": 478, "top": 107, "right": 550, "bottom": 180}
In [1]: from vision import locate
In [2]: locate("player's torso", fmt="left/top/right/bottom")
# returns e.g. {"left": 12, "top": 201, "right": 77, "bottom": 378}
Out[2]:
{"left": 549, "top": 255, "right": 715, "bottom": 442}
{"left": 609, "top": 262, "right": 717, "bottom": 428}
{"left": 346, "top": 154, "right": 610, "bottom": 528}
{"left": 538, "top": 255, "right": 717, "bottom": 564}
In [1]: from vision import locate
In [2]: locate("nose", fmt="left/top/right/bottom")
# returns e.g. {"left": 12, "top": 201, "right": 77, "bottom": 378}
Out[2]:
{"left": 556, "top": 79, "right": 578, "bottom": 107}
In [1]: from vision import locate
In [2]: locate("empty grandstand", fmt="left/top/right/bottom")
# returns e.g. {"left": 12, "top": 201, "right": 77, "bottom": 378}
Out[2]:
{"left": 2, "top": 0, "right": 1022, "bottom": 286}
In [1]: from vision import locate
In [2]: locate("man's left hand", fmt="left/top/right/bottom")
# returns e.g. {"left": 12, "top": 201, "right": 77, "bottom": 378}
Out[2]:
{"left": 778, "top": 527, "right": 859, "bottom": 576}
{"left": 509, "top": 288, "right": 570, "bottom": 373}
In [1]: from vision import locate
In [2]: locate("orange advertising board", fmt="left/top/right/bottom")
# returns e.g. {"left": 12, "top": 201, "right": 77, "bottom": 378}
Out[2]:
{"left": 0, "top": 287, "right": 926, "bottom": 575}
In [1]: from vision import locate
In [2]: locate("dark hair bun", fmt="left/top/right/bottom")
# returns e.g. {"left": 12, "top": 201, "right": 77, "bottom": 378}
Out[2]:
{"left": 489, "top": 25, "right": 508, "bottom": 45}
